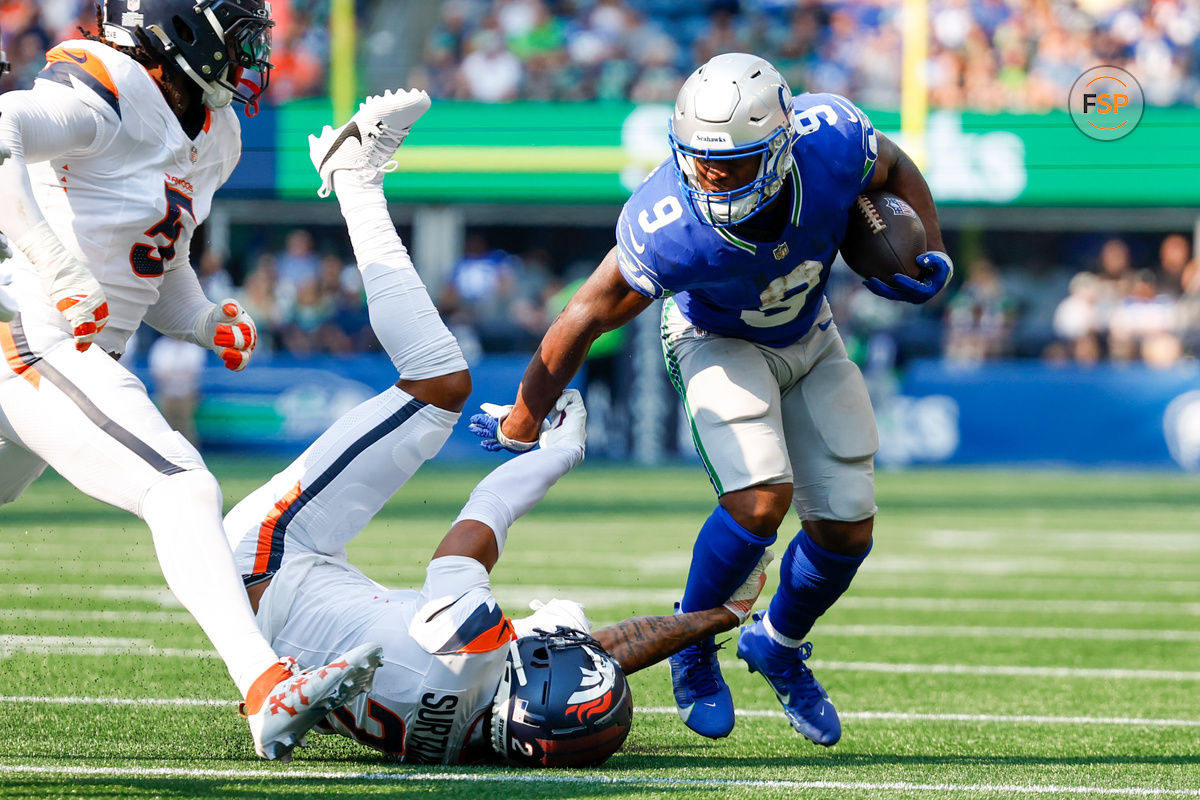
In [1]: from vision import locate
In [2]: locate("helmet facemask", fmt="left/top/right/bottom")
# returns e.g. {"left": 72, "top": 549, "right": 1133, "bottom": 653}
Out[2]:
{"left": 670, "top": 122, "right": 794, "bottom": 227}
{"left": 668, "top": 53, "right": 798, "bottom": 228}
{"left": 103, "top": 0, "right": 273, "bottom": 111}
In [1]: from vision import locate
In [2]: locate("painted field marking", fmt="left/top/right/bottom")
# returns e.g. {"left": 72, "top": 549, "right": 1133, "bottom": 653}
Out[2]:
{"left": 838, "top": 596, "right": 1200, "bottom": 616}
{"left": 3, "top": 696, "right": 1197, "bottom": 729}
{"left": 4, "top": 635, "right": 1199, "bottom": 680}
{"left": 0, "top": 764, "right": 1197, "bottom": 796}
{"left": 0, "top": 635, "right": 214, "bottom": 659}
{"left": 6, "top": 607, "right": 1197, "bottom": 644}
{"left": 816, "top": 624, "right": 1200, "bottom": 642}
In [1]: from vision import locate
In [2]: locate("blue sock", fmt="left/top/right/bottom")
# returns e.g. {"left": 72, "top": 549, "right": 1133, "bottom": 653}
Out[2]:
{"left": 680, "top": 506, "right": 777, "bottom": 614}
{"left": 766, "top": 529, "right": 871, "bottom": 642}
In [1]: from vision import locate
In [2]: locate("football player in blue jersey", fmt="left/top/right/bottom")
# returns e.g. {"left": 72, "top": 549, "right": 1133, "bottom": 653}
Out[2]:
{"left": 471, "top": 53, "right": 951, "bottom": 747}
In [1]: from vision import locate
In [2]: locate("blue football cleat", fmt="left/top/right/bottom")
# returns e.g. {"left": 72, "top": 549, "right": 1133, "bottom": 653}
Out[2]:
{"left": 736, "top": 612, "right": 841, "bottom": 746}
{"left": 668, "top": 603, "right": 735, "bottom": 739}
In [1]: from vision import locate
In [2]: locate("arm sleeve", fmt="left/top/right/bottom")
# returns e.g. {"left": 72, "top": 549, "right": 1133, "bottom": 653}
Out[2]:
{"left": 452, "top": 443, "right": 584, "bottom": 557}
{"left": 142, "top": 245, "right": 213, "bottom": 346}
{"left": 0, "top": 83, "right": 104, "bottom": 243}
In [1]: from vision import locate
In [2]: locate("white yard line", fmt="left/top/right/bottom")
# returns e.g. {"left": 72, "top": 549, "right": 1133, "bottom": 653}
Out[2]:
{"left": 4, "top": 696, "right": 1196, "bottom": 729}
{"left": 815, "top": 624, "right": 1200, "bottom": 642}
{"left": 0, "top": 764, "right": 1196, "bottom": 796}
{"left": 838, "top": 596, "right": 1200, "bottom": 616}
{"left": 0, "top": 635, "right": 215, "bottom": 659}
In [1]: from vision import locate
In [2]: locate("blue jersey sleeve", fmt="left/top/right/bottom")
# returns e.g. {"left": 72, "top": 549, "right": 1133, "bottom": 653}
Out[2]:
{"left": 615, "top": 202, "right": 670, "bottom": 299}
{"left": 793, "top": 93, "right": 879, "bottom": 194}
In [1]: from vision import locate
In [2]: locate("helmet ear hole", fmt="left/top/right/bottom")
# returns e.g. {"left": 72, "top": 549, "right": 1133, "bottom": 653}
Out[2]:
{"left": 172, "top": 16, "right": 196, "bottom": 45}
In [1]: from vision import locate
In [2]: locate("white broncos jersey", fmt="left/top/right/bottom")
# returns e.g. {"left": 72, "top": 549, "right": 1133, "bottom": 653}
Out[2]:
{"left": 254, "top": 555, "right": 516, "bottom": 764}
{"left": 6, "top": 39, "right": 239, "bottom": 353}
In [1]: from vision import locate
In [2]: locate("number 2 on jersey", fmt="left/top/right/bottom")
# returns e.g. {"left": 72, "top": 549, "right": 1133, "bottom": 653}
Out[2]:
{"left": 129, "top": 184, "right": 195, "bottom": 278}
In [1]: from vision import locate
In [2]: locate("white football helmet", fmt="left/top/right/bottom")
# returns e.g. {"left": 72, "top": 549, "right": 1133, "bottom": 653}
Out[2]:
{"left": 669, "top": 53, "right": 796, "bottom": 227}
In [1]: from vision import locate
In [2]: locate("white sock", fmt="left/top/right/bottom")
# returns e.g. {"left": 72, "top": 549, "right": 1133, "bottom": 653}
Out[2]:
{"left": 763, "top": 610, "right": 803, "bottom": 649}
{"left": 454, "top": 444, "right": 584, "bottom": 557}
{"left": 333, "top": 170, "right": 467, "bottom": 380}
{"left": 141, "top": 470, "right": 279, "bottom": 697}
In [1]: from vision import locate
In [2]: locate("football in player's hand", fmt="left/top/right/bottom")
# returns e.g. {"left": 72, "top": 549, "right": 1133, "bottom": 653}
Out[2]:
{"left": 839, "top": 191, "right": 926, "bottom": 287}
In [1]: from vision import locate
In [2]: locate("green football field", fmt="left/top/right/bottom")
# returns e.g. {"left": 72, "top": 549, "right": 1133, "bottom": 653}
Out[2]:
{"left": 1, "top": 460, "right": 1198, "bottom": 799}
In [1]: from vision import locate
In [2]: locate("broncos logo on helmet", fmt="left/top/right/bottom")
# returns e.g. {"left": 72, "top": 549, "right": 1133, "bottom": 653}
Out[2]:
{"left": 491, "top": 627, "right": 633, "bottom": 768}
{"left": 100, "top": 0, "right": 273, "bottom": 110}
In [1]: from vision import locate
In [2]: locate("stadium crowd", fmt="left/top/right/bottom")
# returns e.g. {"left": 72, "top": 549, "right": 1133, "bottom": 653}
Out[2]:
{"left": 411, "top": 0, "right": 1200, "bottom": 109}
{"left": 0, "top": 0, "right": 331, "bottom": 101}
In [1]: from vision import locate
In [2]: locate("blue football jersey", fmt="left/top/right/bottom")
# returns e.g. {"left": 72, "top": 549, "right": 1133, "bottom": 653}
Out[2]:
{"left": 616, "top": 93, "right": 878, "bottom": 348}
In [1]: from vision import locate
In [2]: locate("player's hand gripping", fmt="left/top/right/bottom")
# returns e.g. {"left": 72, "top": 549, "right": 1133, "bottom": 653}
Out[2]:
{"left": 195, "top": 299, "right": 258, "bottom": 371}
{"left": 470, "top": 389, "right": 587, "bottom": 454}
{"left": 724, "top": 549, "right": 776, "bottom": 624}
{"left": 16, "top": 222, "right": 109, "bottom": 351}
{"left": 863, "top": 250, "right": 954, "bottom": 304}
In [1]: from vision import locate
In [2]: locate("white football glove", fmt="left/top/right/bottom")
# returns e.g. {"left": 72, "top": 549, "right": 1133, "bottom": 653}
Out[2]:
{"left": 16, "top": 221, "right": 109, "bottom": 351}
{"left": 538, "top": 389, "right": 587, "bottom": 453}
{"left": 511, "top": 597, "right": 592, "bottom": 639}
{"left": 724, "top": 548, "right": 775, "bottom": 624}
{"left": 194, "top": 298, "right": 257, "bottom": 372}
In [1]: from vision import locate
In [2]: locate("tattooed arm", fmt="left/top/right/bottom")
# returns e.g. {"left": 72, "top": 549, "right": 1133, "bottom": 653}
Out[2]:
{"left": 592, "top": 608, "right": 738, "bottom": 675}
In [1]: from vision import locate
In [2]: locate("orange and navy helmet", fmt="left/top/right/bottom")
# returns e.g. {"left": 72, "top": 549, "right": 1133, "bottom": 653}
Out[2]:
{"left": 491, "top": 627, "right": 633, "bottom": 768}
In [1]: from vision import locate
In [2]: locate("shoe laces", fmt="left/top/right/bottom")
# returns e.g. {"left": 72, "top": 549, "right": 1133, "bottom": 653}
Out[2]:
{"left": 778, "top": 641, "right": 825, "bottom": 703}
{"left": 676, "top": 638, "right": 726, "bottom": 698}
{"left": 367, "top": 122, "right": 406, "bottom": 175}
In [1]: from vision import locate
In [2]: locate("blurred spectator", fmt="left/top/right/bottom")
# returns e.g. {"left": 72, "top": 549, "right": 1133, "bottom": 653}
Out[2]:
{"left": 236, "top": 253, "right": 286, "bottom": 355}
{"left": 275, "top": 229, "right": 321, "bottom": 294}
{"left": 943, "top": 256, "right": 1015, "bottom": 362}
{"left": 1053, "top": 271, "right": 1105, "bottom": 362}
{"left": 1157, "top": 233, "right": 1195, "bottom": 297}
{"left": 438, "top": 235, "right": 549, "bottom": 352}
{"left": 147, "top": 336, "right": 206, "bottom": 446}
{"left": 1108, "top": 269, "right": 1179, "bottom": 364}
{"left": 197, "top": 250, "right": 235, "bottom": 302}
{"left": 458, "top": 26, "right": 523, "bottom": 102}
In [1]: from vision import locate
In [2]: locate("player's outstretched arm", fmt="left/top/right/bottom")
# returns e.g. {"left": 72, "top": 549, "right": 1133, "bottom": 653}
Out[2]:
{"left": 493, "top": 248, "right": 652, "bottom": 448}
{"left": 863, "top": 133, "right": 952, "bottom": 304}
{"left": 435, "top": 390, "right": 587, "bottom": 569}
{"left": 593, "top": 549, "right": 774, "bottom": 674}
{"left": 0, "top": 87, "right": 110, "bottom": 349}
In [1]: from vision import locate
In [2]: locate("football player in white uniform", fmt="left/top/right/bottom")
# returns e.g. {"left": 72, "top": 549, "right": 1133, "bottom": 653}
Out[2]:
{"left": 222, "top": 91, "right": 772, "bottom": 767}
{"left": 0, "top": 2, "right": 382, "bottom": 760}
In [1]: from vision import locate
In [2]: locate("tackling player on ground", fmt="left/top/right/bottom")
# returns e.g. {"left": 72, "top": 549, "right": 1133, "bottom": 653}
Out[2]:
{"left": 473, "top": 53, "right": 951, "bottom": 746}
{"left": 221, "top": 91, "right": 772, "bottom": 766}
{"left": 0, "top": 2, "right": 380, "bottom": 760}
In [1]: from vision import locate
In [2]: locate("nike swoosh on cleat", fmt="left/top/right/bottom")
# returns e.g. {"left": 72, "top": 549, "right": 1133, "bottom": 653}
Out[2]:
{"left": 318, "top": 121, "right": 362, "bottom": 172}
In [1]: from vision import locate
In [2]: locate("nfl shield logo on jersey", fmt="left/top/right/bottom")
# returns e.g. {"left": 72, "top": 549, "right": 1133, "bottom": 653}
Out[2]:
{"left": 773, "top": 243, "right": 790, "bottom": 261}
{"left": 190, "top": 145, "right": 199, "bottom": 164}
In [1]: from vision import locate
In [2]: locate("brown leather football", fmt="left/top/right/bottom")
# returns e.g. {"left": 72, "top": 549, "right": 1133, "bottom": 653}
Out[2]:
{"left": 839, "top": 191, "right": 926, "bottom": 286}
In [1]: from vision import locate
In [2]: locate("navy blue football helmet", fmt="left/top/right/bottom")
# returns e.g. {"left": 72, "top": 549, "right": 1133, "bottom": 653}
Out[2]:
{"left": 101, "top": 0, "right": 273, "bottom": 109}
{"left": 491, "top": 627, "right": 633, "bottom": 768}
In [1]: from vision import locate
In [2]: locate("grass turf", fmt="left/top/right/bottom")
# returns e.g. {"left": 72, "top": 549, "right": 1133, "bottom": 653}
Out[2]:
{"left": 0, "top": 460, "right": 1198, "bottom": 799}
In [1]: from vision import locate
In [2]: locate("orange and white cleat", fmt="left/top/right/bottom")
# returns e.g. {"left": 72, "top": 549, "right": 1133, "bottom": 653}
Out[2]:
{"left": 242, "top": 642, "right": 383, "bottom": 761}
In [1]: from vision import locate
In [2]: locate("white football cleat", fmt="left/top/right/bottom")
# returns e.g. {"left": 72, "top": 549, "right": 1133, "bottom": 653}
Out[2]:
{"left": 309, "top": 88, "right": 432, "bottom": 198}
{"left": 243, "top": 642, "right": 383, "bottom": 761}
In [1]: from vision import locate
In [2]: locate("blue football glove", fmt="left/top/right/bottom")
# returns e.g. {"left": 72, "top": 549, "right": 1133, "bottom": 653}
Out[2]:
{"left": 469, "top": 402, "right": 539, "bottom": 453}
{"left": 863, "top": 250, "right": 954, "bottom": 304}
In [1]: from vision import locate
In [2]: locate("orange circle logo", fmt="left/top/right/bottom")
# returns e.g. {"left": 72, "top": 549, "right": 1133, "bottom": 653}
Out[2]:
{"left": 1069, "top": 66, "right": 1144, "bottom": 141}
